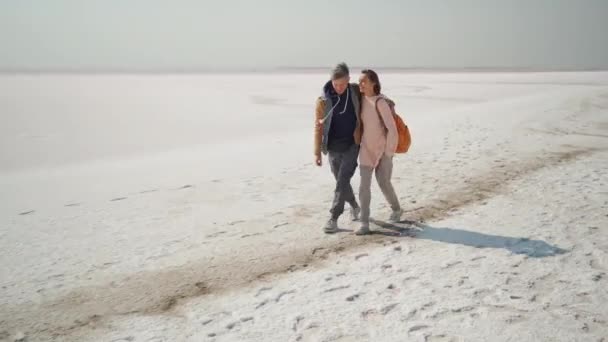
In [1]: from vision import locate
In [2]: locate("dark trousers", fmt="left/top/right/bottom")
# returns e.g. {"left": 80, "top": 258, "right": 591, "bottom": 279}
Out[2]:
{"left": 328, "top": 144, "right": 359, "bottom": 220}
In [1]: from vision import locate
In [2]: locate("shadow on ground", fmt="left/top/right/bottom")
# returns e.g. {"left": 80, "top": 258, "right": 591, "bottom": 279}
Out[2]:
{"left": 371, "top": 219, "right": 568, "bottom": 258}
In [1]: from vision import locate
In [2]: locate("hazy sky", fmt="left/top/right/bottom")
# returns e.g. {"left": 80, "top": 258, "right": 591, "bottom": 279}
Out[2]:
{"left": 1, "top": 0, "right": 608, "bottom": 70}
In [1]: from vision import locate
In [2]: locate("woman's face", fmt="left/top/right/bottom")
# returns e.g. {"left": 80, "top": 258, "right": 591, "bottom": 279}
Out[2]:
{"left": 358, "top": 74, "right": 374, "bottom": 94}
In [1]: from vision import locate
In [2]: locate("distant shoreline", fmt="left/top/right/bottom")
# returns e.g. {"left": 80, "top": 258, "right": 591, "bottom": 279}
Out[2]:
{"left": 1, "top": 67, "right": 607, "bottom": 75}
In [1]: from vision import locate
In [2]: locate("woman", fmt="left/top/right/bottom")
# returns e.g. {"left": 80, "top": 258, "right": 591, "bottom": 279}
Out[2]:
{"left": 356, "top": 69, "right": 403, "bottom": 235}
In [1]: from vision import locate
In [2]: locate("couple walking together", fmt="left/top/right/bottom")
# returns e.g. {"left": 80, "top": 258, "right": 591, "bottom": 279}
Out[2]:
{"left": 314, "top": 63, "right": 409, "bottom": 235}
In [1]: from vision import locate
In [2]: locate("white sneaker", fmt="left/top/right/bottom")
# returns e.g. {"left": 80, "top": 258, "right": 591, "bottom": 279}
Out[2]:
{"left": 323, "top": 219, "right": 338, "bottom": 234}
{"left": 355, "top": 224, "right": 371, "bottom": 236}
{"left": 388, "top": 209, "right": 403, "bottom": 223}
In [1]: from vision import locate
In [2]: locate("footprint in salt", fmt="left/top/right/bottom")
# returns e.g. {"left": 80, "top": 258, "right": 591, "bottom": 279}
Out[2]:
{"left": 323, "top": 285, "right": 350, "bottom": 293}
{"left": 355, "top": 254, "right": 368, "bottom": 260}
{"left": 146, "top": 338, "right": 167, "bottom": 342}
{"left": 441, "top": 261, "right": 463, "bottom": 269}
{"left": 206, "top": 231, "right": 227, "bottom": 238}
{"left": 401, "top": 308, "right": 418, "bottom": 322}
{"left": 275, "top": 290, "right": 297, "bottom": 303}
{"left": 255, "top": 298, "right": 270, "bottom": 309}
{"left": 297, "top": 321, "right": 322, "bottom": 342}
{"left": 226, "top": 321, "right": 240, "bottom": 330}
{"left": 255, "top": 287, "right": 273, "bottom": 297}
{"left": 381, "top": 303, "right": 399, "bottom": 315}
{"left": 409, "top": 324, "right": 430, "bottom": 333}
{"left": 361, "top": 308, "right": 378, "bottom": 319}
{"left": 139, "top": 189, "right": 158, "bottom": 194}
{"left": 346, "top": 293, "right": 362, "bottom": 302}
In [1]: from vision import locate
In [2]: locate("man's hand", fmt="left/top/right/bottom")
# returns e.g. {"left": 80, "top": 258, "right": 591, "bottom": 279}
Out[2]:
{"left": 315, "top": 154, "right": 322, "bottom": 167}
{"left": 315, "top": 119, "right": 323, "bottom": 130}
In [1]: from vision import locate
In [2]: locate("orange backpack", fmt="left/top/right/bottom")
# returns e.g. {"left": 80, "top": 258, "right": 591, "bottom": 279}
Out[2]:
{"left": 375, "top": 97, "right": 411, "bottom": 153}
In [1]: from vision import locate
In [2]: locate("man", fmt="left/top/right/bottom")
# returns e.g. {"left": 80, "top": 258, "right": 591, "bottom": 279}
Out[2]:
{"left": 314, "top": 63, "right": 363, "bottom": 234}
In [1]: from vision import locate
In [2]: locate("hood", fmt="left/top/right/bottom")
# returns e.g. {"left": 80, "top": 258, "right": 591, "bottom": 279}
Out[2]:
{"left": 323, "top": 80, "right": 339, "bottom": 98}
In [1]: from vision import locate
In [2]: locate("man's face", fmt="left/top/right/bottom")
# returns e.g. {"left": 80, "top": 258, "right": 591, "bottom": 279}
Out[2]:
{"left": 331, "top": 76, "right": 350, "bottom": 95}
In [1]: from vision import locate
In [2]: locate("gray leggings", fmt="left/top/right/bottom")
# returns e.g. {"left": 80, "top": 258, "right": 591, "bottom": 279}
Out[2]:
{"left": 359, "top": 154, "right": 401, "bottom": 224}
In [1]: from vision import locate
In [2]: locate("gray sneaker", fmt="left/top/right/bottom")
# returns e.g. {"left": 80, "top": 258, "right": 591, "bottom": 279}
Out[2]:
{"left": 350, "top": 207, "right": 360, "bottom": 221}
{"left": 389, "top": 209, "right": 403, "bottom": 223}
{"left": 323, "top": 219, "right": 338, "bottom": 234}
{"left": 355, "top": 224, "right": 371, "bottom": 236}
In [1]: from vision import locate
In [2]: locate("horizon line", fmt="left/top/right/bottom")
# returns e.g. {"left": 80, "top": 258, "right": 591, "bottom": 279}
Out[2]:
{"left": 1, "top": 66, "right": 607, "bottom": 74}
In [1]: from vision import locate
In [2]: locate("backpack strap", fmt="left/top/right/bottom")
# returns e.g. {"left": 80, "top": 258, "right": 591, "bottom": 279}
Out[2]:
{"left": 374, "top": 97, "right": 388, "bottom": 132}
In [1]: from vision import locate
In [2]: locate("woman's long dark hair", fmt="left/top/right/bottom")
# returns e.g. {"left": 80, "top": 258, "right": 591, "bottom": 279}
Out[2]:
{"left": 361, "top": 69, "right": 381, "bottom": 95}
